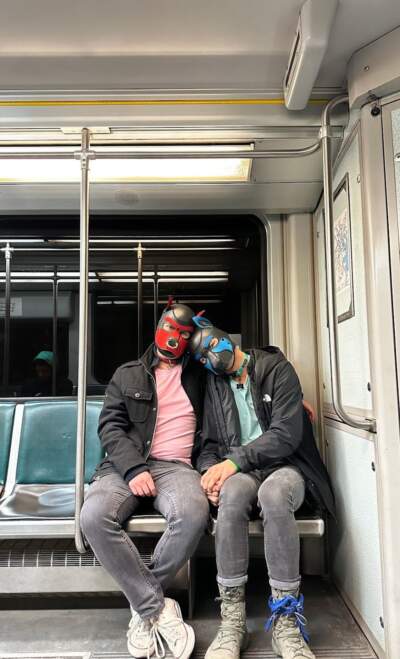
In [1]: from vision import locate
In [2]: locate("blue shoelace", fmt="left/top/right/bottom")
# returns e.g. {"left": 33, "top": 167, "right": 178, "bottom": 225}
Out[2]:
{"left": 265, "top": 593, "right": 310, "bottom": 643}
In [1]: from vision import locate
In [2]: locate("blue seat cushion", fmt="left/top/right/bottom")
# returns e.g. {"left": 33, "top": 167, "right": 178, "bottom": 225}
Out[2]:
{"left": 16, "top": 401, "right": 104, "bottom": 484}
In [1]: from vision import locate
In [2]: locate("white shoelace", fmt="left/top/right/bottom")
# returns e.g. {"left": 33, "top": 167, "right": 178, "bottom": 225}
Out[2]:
{"left": 213, "top": 626, "right": 242, "bottom": 651}
{"left": 149, "top": 620, "right": 166, "bottom": 659}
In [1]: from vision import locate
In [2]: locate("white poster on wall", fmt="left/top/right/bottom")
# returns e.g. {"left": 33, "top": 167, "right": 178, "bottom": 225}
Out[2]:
{"left": 334, "top": 175, "right": 355, "bottom": 323}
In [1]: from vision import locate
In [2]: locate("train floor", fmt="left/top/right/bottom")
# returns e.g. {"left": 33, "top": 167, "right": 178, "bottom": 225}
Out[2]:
{"left": 0, "top": 559, "right": 376, "bottom": 659}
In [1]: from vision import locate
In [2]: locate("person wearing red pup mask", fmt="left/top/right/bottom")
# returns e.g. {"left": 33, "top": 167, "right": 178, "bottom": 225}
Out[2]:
{"left": 154, "top": 302, "right": 194, "bottom": 361}
{"left": 81, "top": 300, "right": 209, "bottom": 659}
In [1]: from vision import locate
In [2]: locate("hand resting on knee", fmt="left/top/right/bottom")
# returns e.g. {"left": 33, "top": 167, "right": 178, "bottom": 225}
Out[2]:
{"left": 128, "top": 471, "right": 157, "bottom": 497}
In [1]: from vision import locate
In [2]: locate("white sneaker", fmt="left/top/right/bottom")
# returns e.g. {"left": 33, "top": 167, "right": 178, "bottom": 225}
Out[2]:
{"left": 127, "top": 609, "right": 155, "bottom": 658}
{"left": 154, "top": 598, "right": 195, "bottom": 659}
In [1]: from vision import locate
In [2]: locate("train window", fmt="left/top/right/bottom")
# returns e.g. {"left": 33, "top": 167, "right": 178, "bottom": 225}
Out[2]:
{"left": 0, "top": 287, "right": 72, "bottom": 397}
{"left": 0, "top": 215, "right": 267, "bottom": 396}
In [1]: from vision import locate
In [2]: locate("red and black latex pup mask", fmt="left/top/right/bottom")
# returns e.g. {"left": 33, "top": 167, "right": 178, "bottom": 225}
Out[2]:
{"left": 155, "top": 301, "right": 195, "bottom": 360}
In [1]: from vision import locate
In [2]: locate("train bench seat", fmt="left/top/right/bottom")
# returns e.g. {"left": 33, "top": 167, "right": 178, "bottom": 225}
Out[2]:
{"left": 0, "top": 399, "right": 325, "bottom": 614}
{"left": 0, "top": 399, "right": 325, "bottom": 540}
{"left": 0, "top": 400, "right": 173, "bottom": 541}
{"left": 0, "top": 400, "right": 104, "bottom": 538}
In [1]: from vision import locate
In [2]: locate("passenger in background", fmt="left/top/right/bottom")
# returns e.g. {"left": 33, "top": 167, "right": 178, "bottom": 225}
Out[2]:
{"left": 20, "top": 350, "right": 73, "bottom": 397}
{"left": 81, "top": 301, "right": 209, "bottom": 659}
{"left": 190, "top": 318, "right": 335, "bottom": 659}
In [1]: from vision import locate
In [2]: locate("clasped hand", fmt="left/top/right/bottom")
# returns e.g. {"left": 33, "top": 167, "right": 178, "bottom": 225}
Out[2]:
{"left": 128, "top": 470, "right": 157, "bottom": 497}
{"left": 200, "top": 459, "right": 238, "bottom": 506}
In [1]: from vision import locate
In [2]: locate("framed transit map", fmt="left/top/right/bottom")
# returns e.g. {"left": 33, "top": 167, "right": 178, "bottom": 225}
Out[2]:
{"left": 333, "top": 173, "right": 355, "bottom": 323}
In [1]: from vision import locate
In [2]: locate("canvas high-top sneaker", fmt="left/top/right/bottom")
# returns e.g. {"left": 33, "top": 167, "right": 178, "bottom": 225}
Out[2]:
{"left": 205, "top": 585, "right": 249, "bottom": 659}
{"left": 266, "top": 588, "right": 315, "bottom": 659}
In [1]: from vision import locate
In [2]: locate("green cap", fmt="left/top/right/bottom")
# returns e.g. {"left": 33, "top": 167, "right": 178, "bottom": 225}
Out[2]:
{"left": 33, "top": 350, "right": 53, "bottom": 366}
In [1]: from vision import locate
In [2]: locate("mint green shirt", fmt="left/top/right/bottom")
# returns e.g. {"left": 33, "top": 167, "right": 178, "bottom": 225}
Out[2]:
{"left": 230, "top": 376, "right": 263, "bottom": 446}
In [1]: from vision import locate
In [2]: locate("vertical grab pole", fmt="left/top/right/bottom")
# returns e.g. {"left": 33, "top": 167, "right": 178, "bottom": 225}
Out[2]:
{"left": 321, "top": 96, "right": 375, "bottom": 433}
{"left": 75, "top": 128, "right": 91, "bottom": 554}
{"left": 2, "top": 243, "right": 12, "bottom": 392}
{"left": 153, "top": 267, "right": 159, "bottom": 332}
{"left": 137, "top": 243, "right": 143, "bottom": 357}
{"left": 52, "top": 265, "right": 58, "bottom": 397}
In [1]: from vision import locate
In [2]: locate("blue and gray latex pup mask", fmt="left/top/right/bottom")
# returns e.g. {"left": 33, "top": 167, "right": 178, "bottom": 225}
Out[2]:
{"left": 189, "top": 315, "right": 236, "bottom": 375}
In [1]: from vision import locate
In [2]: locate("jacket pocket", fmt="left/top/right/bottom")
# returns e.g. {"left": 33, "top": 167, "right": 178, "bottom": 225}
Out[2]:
{"left": 123, "top": 387, "right": 153, "bottom": 422}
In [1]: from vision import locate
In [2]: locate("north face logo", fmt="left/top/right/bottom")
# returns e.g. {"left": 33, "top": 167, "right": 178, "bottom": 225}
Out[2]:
{"left": 263, "top": 393, "right": 272, "bottom": 403}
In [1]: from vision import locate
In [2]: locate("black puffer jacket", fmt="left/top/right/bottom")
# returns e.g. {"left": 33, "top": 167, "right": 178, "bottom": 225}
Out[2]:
{"left": 93, "top": 344, "right": 206, "bottom": 482}
{"left": 198, "top": 347, "right": 335, "bottom": 517}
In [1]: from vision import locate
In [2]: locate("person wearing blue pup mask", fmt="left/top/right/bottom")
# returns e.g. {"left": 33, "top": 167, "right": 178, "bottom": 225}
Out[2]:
{"left": 189, "top": 320, "right": 237, "bottom": 375}
{"left": 190, "top": 316, "right": 335, "bottom": 659}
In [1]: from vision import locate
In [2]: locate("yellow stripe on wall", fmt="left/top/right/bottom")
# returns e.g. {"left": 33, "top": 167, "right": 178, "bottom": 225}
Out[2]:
{"left": 0, "top": 98, "right": 328, "bottom": 108}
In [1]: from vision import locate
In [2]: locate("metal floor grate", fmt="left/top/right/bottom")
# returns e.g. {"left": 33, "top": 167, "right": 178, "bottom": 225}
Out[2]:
{"left": 0, "top": 654, "right": 90, "bottom": 659}
{"left": 88, "top": 648, "right": 377, "bottom": 659}
{"left": 91, "top": 649, "right": 376, "bottom": 659}
{"left": 0, "top": 538, "right": 155, "bottom": 568}
{"left": 0, "top": 647, "right": 377, "bottom": 659}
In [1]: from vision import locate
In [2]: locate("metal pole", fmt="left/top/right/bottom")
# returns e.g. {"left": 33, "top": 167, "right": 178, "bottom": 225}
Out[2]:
{"left": 153, "top": 268, "right": 159, "bottom": 332}
{"left": 137, "top": 243, "right": 143, "bottom": 357}
{"left": 75, "top": 128, "right": 91, "bottom": 554}
{"left": 52, "top": 266, "right": 58, "bottom": 397}
{"left": 321, "top": 96, "right": 375, "bottom": 433}
{"left": 2, "top": 243, "right": 12, "bottom": 391}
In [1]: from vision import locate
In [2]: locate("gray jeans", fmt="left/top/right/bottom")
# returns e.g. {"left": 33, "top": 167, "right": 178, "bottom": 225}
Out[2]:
{"left": 80, "top": 459, "right": 209, "bottom": 619}
{"left": 215, "top": 466, "right": 305, "bottom": 591}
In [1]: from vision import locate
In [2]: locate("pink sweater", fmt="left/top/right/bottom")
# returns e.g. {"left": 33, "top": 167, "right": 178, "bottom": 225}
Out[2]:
{"left": 150, "top": 363, "right": 196, "bottom": 465}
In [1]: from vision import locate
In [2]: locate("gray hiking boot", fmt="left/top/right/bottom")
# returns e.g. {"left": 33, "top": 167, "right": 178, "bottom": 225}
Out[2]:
{"left": 205, "top": 584, "right": 249, "bottom": 659}
{"left": 268, "top": 588, "right": 315, "bottom": 659}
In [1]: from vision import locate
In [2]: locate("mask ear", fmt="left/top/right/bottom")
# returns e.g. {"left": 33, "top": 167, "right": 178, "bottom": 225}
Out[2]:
{"left": 192, "top": 315, "right": 213, "bottom": 329}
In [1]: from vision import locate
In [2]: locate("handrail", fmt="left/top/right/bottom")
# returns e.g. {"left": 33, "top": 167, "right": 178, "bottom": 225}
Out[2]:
{"left": 0, "top": 142, "right": 321, "bottom": 160}
{"left": 320, "top": 96, "right": 376, "bottom": 433}
{"left": 74, "top": 128, "right": 91, "bottom": 554}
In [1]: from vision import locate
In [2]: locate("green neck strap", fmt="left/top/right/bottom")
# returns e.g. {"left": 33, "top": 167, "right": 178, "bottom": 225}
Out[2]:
{"left": 230, "top": 352, "right": 250, "bottom": 379}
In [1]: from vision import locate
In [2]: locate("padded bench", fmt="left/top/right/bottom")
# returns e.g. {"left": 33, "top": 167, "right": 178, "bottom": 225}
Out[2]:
{"left": 0, "top": 399, "right": 325, "bottom": 541}
{"left": 0, "top": 400, "right": 171, "bottom": 542}
{"left": 0, "top": 399, "right": 325, "bottom": 614}
{"left": 0, "top": 400, "right": 103, "bottom": 536}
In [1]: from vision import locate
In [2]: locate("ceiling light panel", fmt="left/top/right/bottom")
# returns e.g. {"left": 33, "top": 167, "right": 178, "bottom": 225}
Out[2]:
{"left": 0, "top": 145, "right": 253, "bottom": 183}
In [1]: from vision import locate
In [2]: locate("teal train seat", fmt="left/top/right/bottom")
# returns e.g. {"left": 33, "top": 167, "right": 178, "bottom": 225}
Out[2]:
{"left": 0, "top": 401, "right": 104, "bottom": 532}
{"left": 0, "top": 403, "right": 16, "bottom": 495}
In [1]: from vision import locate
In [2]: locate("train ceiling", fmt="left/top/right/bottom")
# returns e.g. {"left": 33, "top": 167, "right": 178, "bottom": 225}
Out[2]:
{"left": 0, "top": 0, "right": 399, "bottom": 92}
